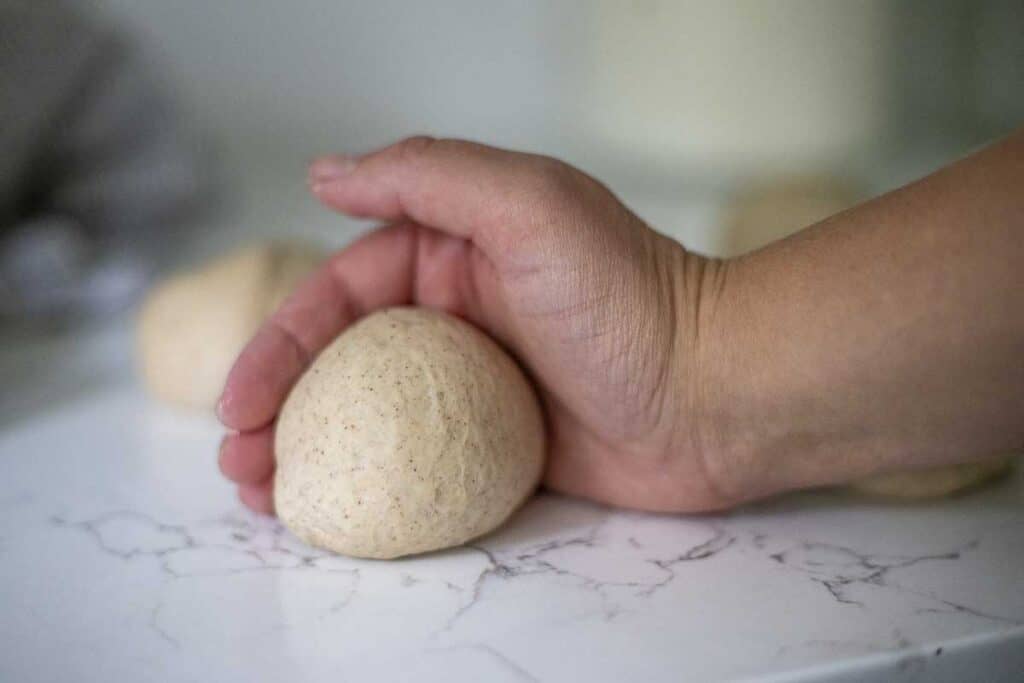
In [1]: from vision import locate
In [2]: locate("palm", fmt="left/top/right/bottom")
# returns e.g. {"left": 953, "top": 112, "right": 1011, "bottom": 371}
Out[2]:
{"left": 469, "top": 229, "right": 700, "bottom": 510}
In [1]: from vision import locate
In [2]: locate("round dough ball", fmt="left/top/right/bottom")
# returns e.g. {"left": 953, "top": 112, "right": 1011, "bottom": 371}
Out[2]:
{"left": 850, "top": 457, "right": 1014, "bottom": 499}
{"left": 136, "top": 242, "right": 324, "bottom": 410}
{"left": 275, "top": 307, "right": 546, "bottom": 559}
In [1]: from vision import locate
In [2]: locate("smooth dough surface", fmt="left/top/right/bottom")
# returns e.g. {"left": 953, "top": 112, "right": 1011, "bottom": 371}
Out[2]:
{"left": 275, "top": 307, "right": 546, "bottom": 559}
{"left": 850, "top": 457, "right": 1014, "bottom": 499}
{"left": 136, "top": 241, "right": 323, "bottom": 410}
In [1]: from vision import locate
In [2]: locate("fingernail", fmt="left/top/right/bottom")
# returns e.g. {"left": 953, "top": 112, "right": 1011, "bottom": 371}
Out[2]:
{"left": 216, "top": 393, "right": 229, "bottom": 424}
{"left": 308, "top": 155, "right": 356, "bottom": 184}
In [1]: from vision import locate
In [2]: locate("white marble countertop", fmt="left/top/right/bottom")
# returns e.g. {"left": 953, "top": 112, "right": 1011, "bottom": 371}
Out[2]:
{"left": 2, "top": 366, "right": 1023, "bottom": 682}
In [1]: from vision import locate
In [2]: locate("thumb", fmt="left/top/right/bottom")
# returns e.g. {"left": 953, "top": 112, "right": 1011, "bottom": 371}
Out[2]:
{"left": 308, "top": 137, "right": 610, "bottom": 273}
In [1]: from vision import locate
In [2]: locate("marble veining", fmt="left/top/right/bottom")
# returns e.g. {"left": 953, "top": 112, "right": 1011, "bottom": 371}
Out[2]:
{"left": 48, "top": 503, "right": 1022, "bottom": 647}
{"left": 1, "top": 388, "right": 1023, "bottom": 682}
{"left": 753, "top": 534, "right": 1018, "bottom": 624}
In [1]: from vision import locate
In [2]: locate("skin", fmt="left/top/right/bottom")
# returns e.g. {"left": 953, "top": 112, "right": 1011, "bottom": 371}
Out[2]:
{"left": 218, "top": 132, "right": 1024, "bottom": 515}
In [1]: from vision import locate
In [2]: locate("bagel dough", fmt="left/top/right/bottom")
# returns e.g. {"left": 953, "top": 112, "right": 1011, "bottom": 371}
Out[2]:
{"left": 850, "top": 457, "right": 1014, "bottom": 499}
{"left": 136, "top": 241, "right": 324, "bottom": 410}
{"left": 274, "top": 307, "right": 546, "bottom": 559}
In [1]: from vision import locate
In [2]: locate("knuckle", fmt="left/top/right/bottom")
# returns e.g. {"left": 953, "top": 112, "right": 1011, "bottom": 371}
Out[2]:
{"left": 513, "top": 158, "right": 594, "bottom": 243}
{"left": 531, "top": 156, "right": 585, "bottom": 201}
{"left": 522, "top": 157, "right": 605, "bottom": 226}
{"left": 486, "top": 158, "right": 586, "bottom": 258}
{"left": 392, "top": 135, "right": 438, "bottom": 164}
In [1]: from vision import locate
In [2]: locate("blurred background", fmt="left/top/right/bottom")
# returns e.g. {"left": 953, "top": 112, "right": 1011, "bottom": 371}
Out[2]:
{"left": 2, "top": 0, "right": 1023, "bottom": 418}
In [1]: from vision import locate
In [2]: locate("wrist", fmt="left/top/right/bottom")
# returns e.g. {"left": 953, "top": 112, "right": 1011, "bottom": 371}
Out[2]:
{"left": 668, "top": 248, "right": 823, "bottom": 507}
{"left": 657, "top": 241, "right": 760, "bottom": 508}
{"left": 669, "top": 249, "right": 753, "bottom": 505}
{"left": 685, "top": 249, "right": 879, "bottom": 505}
{"left": 646, "top": 233, "right": 840, "bottom": 509}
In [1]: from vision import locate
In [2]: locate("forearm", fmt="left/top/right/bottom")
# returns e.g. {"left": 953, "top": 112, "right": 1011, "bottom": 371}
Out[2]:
{"left": 700, "top": 129, "right": 1024, "bottom": 501}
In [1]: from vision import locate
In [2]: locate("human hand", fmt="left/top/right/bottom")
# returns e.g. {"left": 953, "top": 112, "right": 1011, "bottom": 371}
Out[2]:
{"left": 216, "top": 138, "right": 734, "bottom": 515}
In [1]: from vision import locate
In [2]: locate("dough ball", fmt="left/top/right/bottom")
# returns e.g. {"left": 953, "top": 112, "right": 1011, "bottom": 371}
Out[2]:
{"left": 136, "top": 241, "right": 324, "bottom": 410}
{"left": 850, "top": 457, "right": 1014, "bottom": 499}
{"left": 275, "top": 307, "right": 546, "bottom": 559}
{"left": 720, "top": 176, "right": 860, "bottom": 257}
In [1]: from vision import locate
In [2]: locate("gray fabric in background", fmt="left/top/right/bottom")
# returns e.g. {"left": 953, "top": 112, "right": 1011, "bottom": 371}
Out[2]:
{"left": 0, "top": 0, "right": 210, "bottom": 324}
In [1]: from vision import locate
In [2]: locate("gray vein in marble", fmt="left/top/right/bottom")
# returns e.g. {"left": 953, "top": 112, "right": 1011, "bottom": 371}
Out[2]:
{"left": 147, "top": 599, "right": 180, "bottom": 650}
{"left": 774, "top": 627, "right": 910, "bottom": 661}
{"left": 51, "top": 510, "right": 356, "bottom": 579}
{"left": 639, "top": 524, "right": 736, "bottom": 597}
{"left": 52, "top": 511, "right": 193, "bottom": 562}
{"left": 53, "top": 509, "right": 372, "bottom": 646}
{"left": 429, "top": 643, "right": 539, "bottom": 682}
{"left": 328, "top": 570, "right": 363, "bottom": 614}
{"left": 441, "top": 520, "right": 737, "bottom": 633}
{"left": 440, "top": 544, "right": 510, "bottom": 634}
{"left": 438, "top": 526, "right": 613, "bottom": 634}
{"left": 762, "top": 537, "right": 1021, "bottom": 625}
{"left": 51, "top": 499, "right": 1022, "bottom": 665}
{"left": 910, "top": 594, "right": 1020, "bottom": 626}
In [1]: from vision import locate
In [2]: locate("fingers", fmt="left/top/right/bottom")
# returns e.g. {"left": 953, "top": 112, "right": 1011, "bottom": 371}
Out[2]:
{"left": 217, "top": 223, "right": 419, "bottom": 431}
{"left": 309, "top": 137, "right": 595, "bottom": 270}
{"left": 238, "top": 481, "right": 274, "bottom": 515}
{"left": 220, "top": 429, "right": 276, "bottom": 515}
{"left": 218, "top": 428, "right": 274, "bottom": 484}
{"left": 216, "top": 322, "right": 308, "bottom": 432}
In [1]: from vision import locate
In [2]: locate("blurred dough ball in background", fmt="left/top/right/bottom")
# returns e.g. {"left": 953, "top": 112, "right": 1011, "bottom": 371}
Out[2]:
{"left": 850, "top": 458, "right": 1015, "bottom": 499}
{"left": 719, "top": 175, "right": 861, "bottom": 257}
{"left": 136, "top": 241, "right": 324, "bottom": 410}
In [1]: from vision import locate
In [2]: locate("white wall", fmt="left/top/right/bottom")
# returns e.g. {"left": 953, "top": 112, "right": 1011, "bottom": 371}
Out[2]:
{"left": 94, "top": 0, "right": 578, "bottom": 161}
{"left": 92, "top": 1, "right": 1013, "bottom": 258}
{"left": 88, "top": 0, "right": 726, "bottom": 256}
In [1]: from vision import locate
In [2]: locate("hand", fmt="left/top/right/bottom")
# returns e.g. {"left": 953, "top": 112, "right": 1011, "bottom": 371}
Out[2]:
{"left": 216, "top": 137, "right": 733, "bottom": 515}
